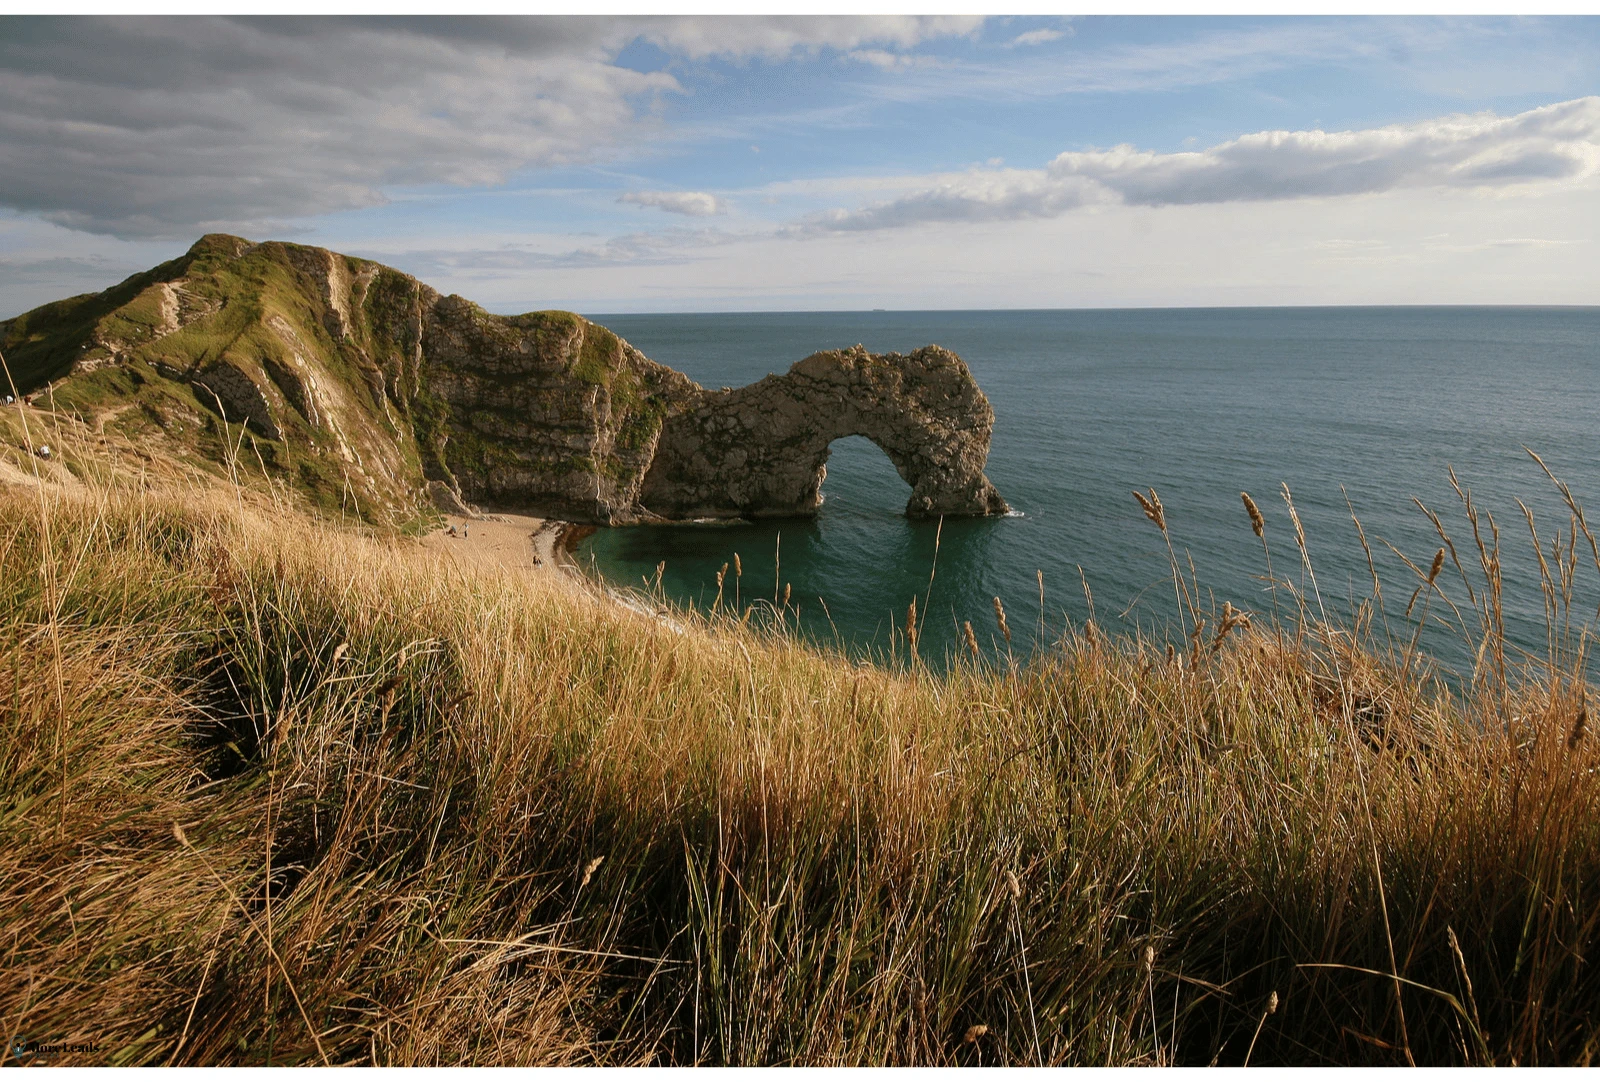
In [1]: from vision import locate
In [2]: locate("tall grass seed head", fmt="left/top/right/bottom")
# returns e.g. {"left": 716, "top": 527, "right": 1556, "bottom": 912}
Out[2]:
{"left": 1242, "top": 491, "right": 1265, "bottom": 537}
{"left": 992, "top": 596, "right": 1011, "bottom": 643}
{"left": 1133, "top": 488, "right": 1166, "bottom": 530}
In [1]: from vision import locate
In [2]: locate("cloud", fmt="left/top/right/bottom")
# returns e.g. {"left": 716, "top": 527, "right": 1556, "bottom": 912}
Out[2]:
{"left": 1480, "top": 237, "right": 1574, "bottom": 247}
{"left": 805, "top": 97, "right": 1600, "bottom": 231}
{"left": 797, "top": 170, "right": 1105, "bottom": 232}
{"left": 1429, "top": 236, "right": 1578, "bottom": 253}
{"left": 640, "top": 15, "right": 981, "bottom": 60}
{"left": 0, "top": 254, "right": 129, "bottom": 287}
{"left": 0, "top": 16, "right": 985, "bottom": 239}
{"left": 846, "top": 49, "right": 939, "bottom": 72}
{"left": 847, "top": 19, "right": 1597, "bottom": 110}
{"left": 617, "top": 190, "right": 723, "bottom": 216}
{"left": 393, "top": 227, "right": 748, "bottom": 274}
{"left": 849, "top": 20, "right": 1387, "bottom": 106}
{"left": 1008, "top": 28, "right": 1065, "bottom": 47}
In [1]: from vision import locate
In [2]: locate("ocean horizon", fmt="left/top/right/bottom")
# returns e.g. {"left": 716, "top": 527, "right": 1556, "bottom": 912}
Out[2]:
{"left": 576, "top": 303, "right": 1600, "bottom": 316}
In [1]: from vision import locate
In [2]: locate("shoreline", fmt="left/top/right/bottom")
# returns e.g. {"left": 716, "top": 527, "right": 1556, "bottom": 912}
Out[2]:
{"left": 549, "top": 521, "right": 595, "bottom": 575}
{"left": 545, "top": 520, "right": 689, "bottom": 631}
{"left": 420, "top": 511, "right": 593, "bottom": 582}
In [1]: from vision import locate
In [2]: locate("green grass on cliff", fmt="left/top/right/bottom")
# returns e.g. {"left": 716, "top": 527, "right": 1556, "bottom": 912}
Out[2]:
{"left": 2, "top": 434, "right": 1599, "bottom": 1065}
{"left": 4, "top": 238, "right": 446, "bottom": 528}
{"left": 0, "top": 249, "right": 195, "bottom": 391}
{"left": 4, "top": 240, "right": 690, "bottom": 533}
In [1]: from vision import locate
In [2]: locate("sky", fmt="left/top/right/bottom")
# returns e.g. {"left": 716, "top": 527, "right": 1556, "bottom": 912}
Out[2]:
{"left": 1, "top": 14, "right": 1599, "bottom": 316}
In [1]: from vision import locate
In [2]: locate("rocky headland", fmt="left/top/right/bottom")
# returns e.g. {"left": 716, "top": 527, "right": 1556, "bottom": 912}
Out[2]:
{"left": 0, "top": 235, "right": 1006, "bottom": 526}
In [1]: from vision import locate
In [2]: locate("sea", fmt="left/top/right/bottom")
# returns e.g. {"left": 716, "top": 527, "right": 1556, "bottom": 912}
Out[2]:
{"left": 577, "top": 308, "right": 1600, "bottom": 674}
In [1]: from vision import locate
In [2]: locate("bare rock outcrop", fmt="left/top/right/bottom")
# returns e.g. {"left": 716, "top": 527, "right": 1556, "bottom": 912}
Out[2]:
{"left": 638, "top": 344, "right": 1008, "bottom": 520}
{"left": 191, "top": 360, "right": 282, "bottom": 441}
{"left": 420, "top": 301, "right": 700, "bottom": 523}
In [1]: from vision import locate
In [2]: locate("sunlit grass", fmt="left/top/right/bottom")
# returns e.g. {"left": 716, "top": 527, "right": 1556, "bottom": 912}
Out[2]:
{"left": 1, "top": 408, "right": 1597, "bottom": 1065}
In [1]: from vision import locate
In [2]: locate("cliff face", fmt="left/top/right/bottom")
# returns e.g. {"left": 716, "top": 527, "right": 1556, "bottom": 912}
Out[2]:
{"left": 0, "top": 235, "right": 1004, "bottom": 525}
{"left": 417, "top": 300, "right": 699, "bottom": 521}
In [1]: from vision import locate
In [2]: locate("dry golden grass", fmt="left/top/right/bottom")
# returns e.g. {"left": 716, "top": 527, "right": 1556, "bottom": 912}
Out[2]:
{"left": 1, "top": 405, "right": 1598, "bottom": 1065}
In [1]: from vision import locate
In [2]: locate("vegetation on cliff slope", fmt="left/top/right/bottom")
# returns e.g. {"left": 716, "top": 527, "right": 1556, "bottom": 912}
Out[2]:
{"left": 0, "top": 236, "right": 696, "bottom": 528}
{"left": 2, "top": 405, "right": 1597, "bottom": 1065}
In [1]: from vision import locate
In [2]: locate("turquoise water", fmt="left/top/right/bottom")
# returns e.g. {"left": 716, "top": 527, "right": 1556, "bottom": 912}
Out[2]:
{"left": 578, "top": 308, "right": 1600, "bottom": 671}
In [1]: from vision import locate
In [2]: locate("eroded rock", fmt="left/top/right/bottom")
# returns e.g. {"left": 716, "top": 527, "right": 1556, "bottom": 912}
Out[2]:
{"left": 420, "top": 303, "right": 700, "bottom": 523}
{"left": 639, "top": 344, "right": 1007, "bottom": 519}
{"left": 191, "top": 361, "right": 282, "bottom": 441}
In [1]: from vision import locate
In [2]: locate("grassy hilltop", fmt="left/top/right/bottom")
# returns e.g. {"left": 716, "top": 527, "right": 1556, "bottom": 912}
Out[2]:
{"left": 1, "top": 400, "right": 1597, "bottom": 1065}
{"left": 0, "top": 235, "right": 698, "bottom": 527}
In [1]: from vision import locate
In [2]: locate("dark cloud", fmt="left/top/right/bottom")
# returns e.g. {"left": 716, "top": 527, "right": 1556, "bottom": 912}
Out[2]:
{"left": 0, "top": 16, "right": 977, "bottom": 239}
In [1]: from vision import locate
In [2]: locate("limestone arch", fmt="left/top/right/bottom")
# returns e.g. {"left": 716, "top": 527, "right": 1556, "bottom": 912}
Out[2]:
{"left": 638, "top": 344, "right": 1008, "bottom": 520}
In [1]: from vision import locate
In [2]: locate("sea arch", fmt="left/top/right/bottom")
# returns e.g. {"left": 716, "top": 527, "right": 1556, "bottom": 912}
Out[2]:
{"left": 637, "top": 344, "right": 1009, "bottom": 520}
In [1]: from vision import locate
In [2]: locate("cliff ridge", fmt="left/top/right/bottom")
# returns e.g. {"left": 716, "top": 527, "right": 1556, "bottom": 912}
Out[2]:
{"left": 0, "top": 236, "right": 1006, "bottom": 525}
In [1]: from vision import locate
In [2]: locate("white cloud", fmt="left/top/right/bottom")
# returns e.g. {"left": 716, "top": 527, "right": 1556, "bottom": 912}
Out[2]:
{"left": 853, "top": 20, "right": 1385, "bottom": 106}
{"left": 805, "top": 97, "right": 1600, "bottom": 232}
{"left": 618, "top": 190, "right": 724, "bottom": 217}
{"left": 1479, "top": 236, "right": 1573, "bottom": 247}
{"left": 645, "top": 16, "right": 981, "bottom": 60}
{"left": 1426, "top": 236, "right": 1577, "bottom": 253}
{"left": 382, "top": 184, "right": 1600, "bottom": 314}
{"left": 1009, "top": 28, "right": 1064, "bottom": 48}
{"left": 850, "top": 20, "right": 1599, "bottom": 110}
{"left": 797, "top": 169, "right": 1107, "bottom": 233}
{"left": 391, "top": 227, "right": 749, "bottom": 276}
{"left": 0, "top": 16, "right": 985, "bottom": 239}
{"left": 846, "top": 49, "right": 939, "bottom": 72}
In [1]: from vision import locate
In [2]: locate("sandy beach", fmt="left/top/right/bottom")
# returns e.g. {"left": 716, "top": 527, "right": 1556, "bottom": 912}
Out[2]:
{"left": 417, "top": 512, "right": 581, "bottom": 578}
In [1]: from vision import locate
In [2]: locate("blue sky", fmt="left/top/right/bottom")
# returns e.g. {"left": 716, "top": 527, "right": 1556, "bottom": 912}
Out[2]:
{"left": 2, "top": 15, "right": 1598, "bottom": 314}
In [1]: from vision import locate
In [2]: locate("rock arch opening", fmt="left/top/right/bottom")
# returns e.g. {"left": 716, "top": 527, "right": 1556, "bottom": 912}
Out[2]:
{"left": 815, "top": 434, "right": 913, "bottom": 513}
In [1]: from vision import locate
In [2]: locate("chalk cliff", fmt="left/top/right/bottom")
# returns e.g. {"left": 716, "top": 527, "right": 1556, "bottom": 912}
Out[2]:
{"left": 0, "top": 236, "right": 1005, "bottom": 525}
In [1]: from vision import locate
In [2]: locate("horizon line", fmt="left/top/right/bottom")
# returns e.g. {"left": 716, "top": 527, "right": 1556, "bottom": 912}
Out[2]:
{"left": 576, "top": 302, "right": 1600, "bottom": 317}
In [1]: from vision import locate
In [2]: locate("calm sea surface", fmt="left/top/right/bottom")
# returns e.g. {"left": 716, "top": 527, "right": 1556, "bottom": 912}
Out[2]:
{"left": 578, "top": 308, "right": 1600, "bottom": 672}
